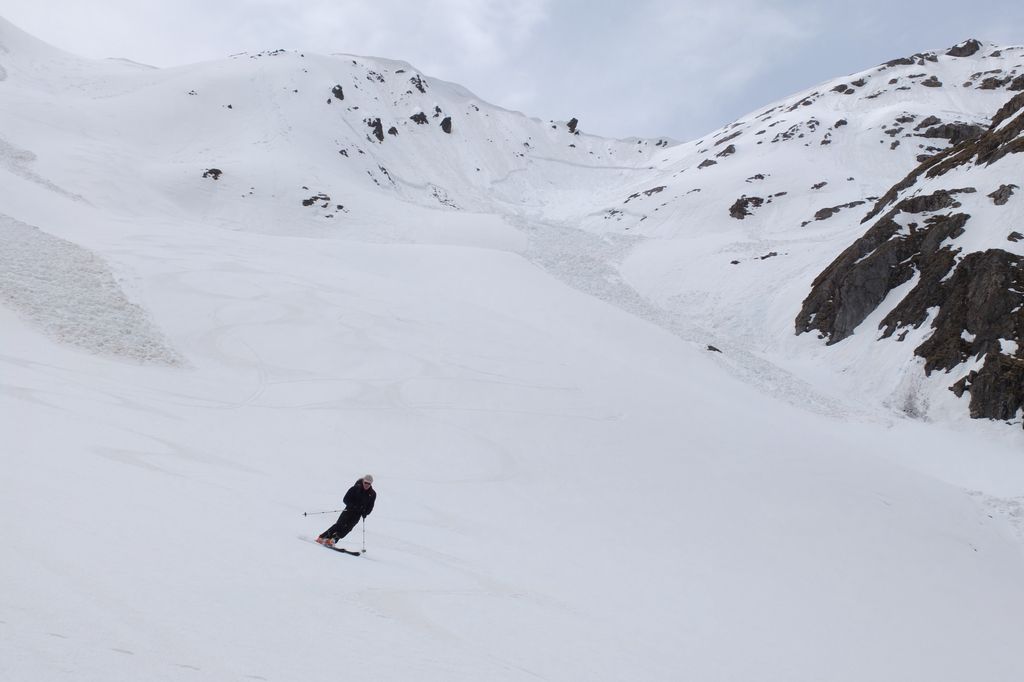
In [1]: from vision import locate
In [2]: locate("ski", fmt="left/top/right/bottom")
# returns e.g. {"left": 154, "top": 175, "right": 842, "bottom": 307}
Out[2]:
{"left": 324, "top": 545, "right": 363, "bottom": 556}
{"left": 301, "top": 536, "right": 364, "bottom": 556}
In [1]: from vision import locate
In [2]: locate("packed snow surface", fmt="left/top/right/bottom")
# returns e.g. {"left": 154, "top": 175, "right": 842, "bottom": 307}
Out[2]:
{"left": 2, "top": 18, "right": 1024, "bottom": 682}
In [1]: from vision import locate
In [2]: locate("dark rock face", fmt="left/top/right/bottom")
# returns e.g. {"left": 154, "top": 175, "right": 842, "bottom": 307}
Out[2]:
{"left": 910, "top": 249, "right": 1024, "bottom": 373}
{"left": 367, "top": 118, "right": 384, "bottom": 142}
{"left": 567, "top": 117, "right": 578, "bottom": 134}
{"left": 729, "top": 196, "right": 764, "bottom": 219}
{"left": 410, "top": 75, "right": 426, "bottom": 93}
{"left": 331, "top": 85, "right": 345, "bottom": 101}
{"left": 812, "top": 200, "right": 865, "bottom": 221}
{"left": 919, "top": 122, "right": 986, "bottom": 145}
{"left": 202, "top": 168, "right": 222, "bottom": 180}
{"left": 797, "top": 187, "right": 978, "bottom": 342}
{"left": 947, "top": 39, "right": 983, "bottom": 58}
{"left": 302, "top": 192, "right": 331, "bottom": 207}
{"left": 952, "top": 355, "right": 1024, "bottom": 420}
{"left": 989, "top": 184, "right": 1019, "bottom": 205}
{"left": 410, "top": 112, "right": 428, "bottom": 125}
{"left": 440, "top": 116, "right": 452, "bottom": 134}
{"left": 797, "top": 89, "right": 1024, "bottom": 426}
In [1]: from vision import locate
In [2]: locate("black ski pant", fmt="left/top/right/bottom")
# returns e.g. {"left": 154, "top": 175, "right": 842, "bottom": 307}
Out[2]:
{"left": 319, "top": 509, "right": 361, "bottom": 541}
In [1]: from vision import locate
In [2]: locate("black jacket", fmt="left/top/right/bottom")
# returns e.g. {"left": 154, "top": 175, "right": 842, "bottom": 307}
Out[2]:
{"left": 343, "top": 479, "right": 376, "bottom": 517}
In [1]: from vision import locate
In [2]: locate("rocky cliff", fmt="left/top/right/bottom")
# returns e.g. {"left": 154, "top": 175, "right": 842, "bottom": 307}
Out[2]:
{"left": 796, "top": 91, "right": 1024, "bottom": 423}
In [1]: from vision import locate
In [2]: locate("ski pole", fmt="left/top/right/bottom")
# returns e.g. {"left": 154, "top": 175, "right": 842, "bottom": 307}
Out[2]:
{"left": 362, "top": 517, "right": 367, "bottom": 553}
{"left": 302, "top": 509, "right": 342, "bottom": 517}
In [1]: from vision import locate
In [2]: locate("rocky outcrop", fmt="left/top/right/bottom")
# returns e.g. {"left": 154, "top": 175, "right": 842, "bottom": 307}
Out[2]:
{"left": 812, "top": 200, "right": 865, "bottom": 222}
{"left": 367, "top": 118, "right": 384, "bottom": 142}
{"left": 440, "top": 116, "right": 452, "bottom": 134}
{"left": 331, "top": 85, "right": 345, "bottom": 101}
{"left": 947, "top": 39, "right": 983, "bottom": 58}
{"left": 952, "top": 354, "right": 1024, "bottom": 420}
{"left": 567, "top": 117, "right": 578, "bottom": 134}
{"left": 729, "top": 196, "right": 764, "bottom": 219}
{"left": 919, "top": 121, "right": 986, "bottom": 145}
{"left": 796, "top": 89, "right": 1024, "bottom": 425}
{"left": 989, "top": 184, "right": 1018, "bottom": 205}
{"left": 794, "top": 193, "right": 968, "bottom": 342}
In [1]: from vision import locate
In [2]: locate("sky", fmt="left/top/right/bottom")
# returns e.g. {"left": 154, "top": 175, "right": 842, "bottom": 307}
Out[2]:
{"left": 2, "top": 0, "right": 1023, "bottom": 141}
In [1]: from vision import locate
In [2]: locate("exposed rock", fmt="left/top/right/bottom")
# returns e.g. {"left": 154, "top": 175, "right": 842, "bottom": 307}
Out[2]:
{"left": 387, "top": 126, "right": 398, "bottom": 136}
{"left": 202, "top": 168, "right": 222, "bottom": 180}
{"left": 927, "top": 92, "right": 1024, "bottom": 173}
{"left": 921, "top": 76, "right": 943, "bottom": 88}
{"left": 980, "top": 76, "right": 1013, "bottom": 90}
{"left": 410, "top": 75, "right": 426, "bottom": 93}
{"left": 884, "top": 56, "right": 917, "bottom": 68}
{"left": 624, "top": 186, "right": 666, "bottom": 203}
{"left": 798, "top": 89, "right": 1024, "bottom": 427}
{"left": 567, "top": 117, "right": 579, "bottom": 134}
{"left": 911, "top": 250, "right": 1024, "bottom": 373}
{"left": 812, "top": 200, "right": 865, "bottom": 221}
{"left": 947, "top": 39, "right": 983, "bottom": 58}
{"left": 410, "top": 112, "right": 428, "bottom": 125}
{"left": 366, "top": 118, "right": 384, "bottom": 142}
{"left": 440, "top": 116, "right": 452, "bottom": 134}
{"left": 714, "top": 130, "right": 742, "bottom": 146}
{"left": 302, "top": 192, "right": 330, "bottom": 207}
{"left": 698, "top": 159, "right": 718, "bottom": 169}
{"left": 706, "top": 345, "right": 722, "bottom": 353}
{"left": 920, "top": 122, "right": 986, "bottom": 145}
{"left": 331, "top": 85, "right": 344, "bottom": 101}
{"left": 716, "top": 144, "right": 737, "bottom": 158}
{"left": 952, "top": 355, "right": 1024, "bottom": 420}
{"left": 989, "top": 184, "right": 1019, "bottom": 205}
{"left": 729, "top": 196, "right": 764, "bottom": 219}
{"left": 796, "top": 207, "right": 968, "bottom": 343}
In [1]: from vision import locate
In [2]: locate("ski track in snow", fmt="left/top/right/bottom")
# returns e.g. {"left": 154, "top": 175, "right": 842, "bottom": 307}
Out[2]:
{"left": 0, "top": 136, "right": 85, "bottom": 201}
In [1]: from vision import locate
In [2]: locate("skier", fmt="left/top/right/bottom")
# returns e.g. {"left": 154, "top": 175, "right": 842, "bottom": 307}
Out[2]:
{"left": 316, "top": 475, "right": 376, "bottom": 547}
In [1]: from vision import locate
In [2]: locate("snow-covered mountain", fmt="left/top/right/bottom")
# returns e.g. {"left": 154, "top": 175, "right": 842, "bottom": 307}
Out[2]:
{"left": 4, "top": 17, "right": 1024, "bottom": 682}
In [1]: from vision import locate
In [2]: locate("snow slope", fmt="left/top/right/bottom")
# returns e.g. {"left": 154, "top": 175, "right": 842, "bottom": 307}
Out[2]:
{"left": 3, "top": 18, "right": 1024, "bottom": 681}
